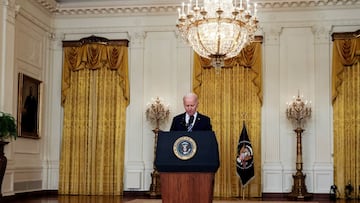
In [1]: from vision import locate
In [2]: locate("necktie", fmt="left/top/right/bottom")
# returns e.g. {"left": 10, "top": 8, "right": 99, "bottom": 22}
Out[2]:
{"left": 188, "top": 115, "right": 194, "bottom": 132}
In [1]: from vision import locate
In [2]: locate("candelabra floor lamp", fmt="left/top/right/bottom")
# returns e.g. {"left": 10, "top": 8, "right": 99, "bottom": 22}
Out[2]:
{"left": 287, "top": 127, "right": 312, "bottom": 200}
{"left": 286, "top": 93, "right": 313, "bottom": 200}
{"left": 145, "top": 97, "right": 170, "bottom": 197}
{"left": 149, "top": 127, "right": 161, "bottom": 197}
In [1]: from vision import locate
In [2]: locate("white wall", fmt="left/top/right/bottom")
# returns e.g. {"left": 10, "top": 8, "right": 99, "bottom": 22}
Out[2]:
{"left": 1, "top": 0, "right": 54, "bottom": 196}
{"left": 0, "top": 0, "right": 18, "bottom": 196}
{"left": 1, "top": 0, "right": 359, "bottom": 196}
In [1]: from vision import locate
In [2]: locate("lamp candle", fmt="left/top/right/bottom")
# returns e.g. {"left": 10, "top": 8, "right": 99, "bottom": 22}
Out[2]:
{"left": 182, "top": 2, "right": 185, "bottom": 15}
{"left": 254, "top": 3, "right": 257, "bottom": 16}
{"left": 189, "top": 0, "right": 192, "bottom": 12}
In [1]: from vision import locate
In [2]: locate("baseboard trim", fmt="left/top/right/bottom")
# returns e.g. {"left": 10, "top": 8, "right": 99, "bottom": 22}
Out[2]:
{"left": 0, "top": 190, "right": 57, "bottom": 202}
{"left": 0, "top": 190, "right": 333, "bottom": 202}
{"left": 262, "top": 192, "right": 332, "bottom": 201}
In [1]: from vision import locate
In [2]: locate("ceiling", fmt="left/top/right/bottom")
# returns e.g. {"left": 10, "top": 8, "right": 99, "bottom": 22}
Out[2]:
{"left": 54, "top": 0, "right": 177, "bottom": 4}
{"left": 55, "top": 0, "right": 113, "bottom": 2}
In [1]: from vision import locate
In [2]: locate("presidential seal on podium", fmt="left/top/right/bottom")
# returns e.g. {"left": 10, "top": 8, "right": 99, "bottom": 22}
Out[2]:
{"left": 173, "top": 136, "right": 197, "bottom": 160}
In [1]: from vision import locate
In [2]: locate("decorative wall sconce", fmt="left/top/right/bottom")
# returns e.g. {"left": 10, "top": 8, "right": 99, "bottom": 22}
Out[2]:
{"left": 145, "top": 97, "right": 170, "bottom": 197}
{"left": 286, "top": 92, "right": 312, "bottom": 200}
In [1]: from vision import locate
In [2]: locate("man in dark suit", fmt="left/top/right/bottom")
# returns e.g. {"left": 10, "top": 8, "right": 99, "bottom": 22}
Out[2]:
{"left": 170, "top": 92, "right": 212, "bottom": 131}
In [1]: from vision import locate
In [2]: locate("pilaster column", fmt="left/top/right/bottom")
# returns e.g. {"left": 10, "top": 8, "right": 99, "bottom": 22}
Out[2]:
{"left": 175, "top": 32, "right": 191, "bottom": 110}
{"left": 0, "top": 0, "right": 18, "bottom": 112}
{"left": 262, "top": 25, "right": 284, "bottom": 192}
{"left": 311, "top": 24, "right": 333, "bottom": 193}
{"left": 124, "top": 30, "right": 146, "bottom": 190}
{"left": 42, "top": 32, "right": 64, "bottom": 190}
{"left": 263, "top": 25, "right": 283, "bottom": 163}
{"left": 0, "top": 0, "right": 19, "bottom": 196}
{"left": 311, "top": 24, "right": 332, "bottom": 163}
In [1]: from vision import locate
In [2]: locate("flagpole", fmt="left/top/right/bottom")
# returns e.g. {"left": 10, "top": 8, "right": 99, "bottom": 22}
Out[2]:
{"left": 242, "top": 187, "right": 245, "bottom": 200}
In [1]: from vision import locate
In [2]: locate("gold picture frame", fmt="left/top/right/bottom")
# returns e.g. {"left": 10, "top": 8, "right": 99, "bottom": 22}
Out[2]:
{"left": 17, "top": 73, "right": 41, "bottom": 139}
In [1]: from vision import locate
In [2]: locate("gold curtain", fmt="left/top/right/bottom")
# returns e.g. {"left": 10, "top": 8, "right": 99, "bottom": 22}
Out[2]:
{"left": 332, "top": 33, "right": 360, "bottom": 199}
{"left": 59, "top": 41, "right": 129, "bottom": 195}
{"left": 193, "top": 42, "right": 262, "bottom": 198}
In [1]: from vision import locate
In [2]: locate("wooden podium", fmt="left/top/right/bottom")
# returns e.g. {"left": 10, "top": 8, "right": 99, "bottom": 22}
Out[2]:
{"left": 160, "top": 172, "right": 214, "bottom": 203}
{"left": 155, "top": 131, "right": 219, "bottom": 203}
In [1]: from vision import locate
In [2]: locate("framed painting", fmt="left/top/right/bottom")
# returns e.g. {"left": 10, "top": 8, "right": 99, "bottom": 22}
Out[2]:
{"left": 17, "top": 73, "right": 41, "bottom": 139}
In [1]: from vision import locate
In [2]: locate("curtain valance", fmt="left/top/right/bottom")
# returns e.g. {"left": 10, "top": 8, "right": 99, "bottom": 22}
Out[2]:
{"left": 193, "top": 41, "right": 263, "bottom": 105}
{"left": 332, "top": 31, "right": 360, "bottom": 104}
{"left": 61, "top": 42, "right": 129, "bottom": 106}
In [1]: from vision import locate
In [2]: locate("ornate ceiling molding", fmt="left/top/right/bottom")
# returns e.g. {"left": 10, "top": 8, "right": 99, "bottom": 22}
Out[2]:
{"left": 36, "top": 0, "right": 360, "bottom": 16}
{"left": 36, "top": 0, "right": 58, "bottom": 13}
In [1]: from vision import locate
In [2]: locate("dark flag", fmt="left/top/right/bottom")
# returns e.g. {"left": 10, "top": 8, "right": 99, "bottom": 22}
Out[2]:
{"left": 236, "top": 122, "right": 254, "bottom": 187}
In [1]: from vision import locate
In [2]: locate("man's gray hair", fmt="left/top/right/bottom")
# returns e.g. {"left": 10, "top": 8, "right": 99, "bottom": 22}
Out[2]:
{"left": 183, "top": 92, "right": 198, "bottom": 102}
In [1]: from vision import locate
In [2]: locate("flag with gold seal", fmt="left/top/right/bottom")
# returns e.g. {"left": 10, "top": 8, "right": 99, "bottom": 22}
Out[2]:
{"left": 236, "top": 122, "right": 254, "bottom": 186}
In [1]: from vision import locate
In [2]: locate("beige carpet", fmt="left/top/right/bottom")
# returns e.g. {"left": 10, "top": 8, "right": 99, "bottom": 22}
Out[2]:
{"left": 126, "top": 200, "right": 318, "bottom": 203}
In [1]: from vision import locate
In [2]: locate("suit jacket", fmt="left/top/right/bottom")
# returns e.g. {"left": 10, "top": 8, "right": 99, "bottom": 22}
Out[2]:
{"left": 170, "top": 112, "right": 212, "bottom": 131}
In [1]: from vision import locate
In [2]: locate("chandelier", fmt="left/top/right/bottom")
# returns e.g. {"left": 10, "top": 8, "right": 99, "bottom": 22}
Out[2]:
{"left": 176, "top": 0, "right": 259, "bottom": 69}
{"left": 286, "top": 93, "right": 311, "bottom": 129}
